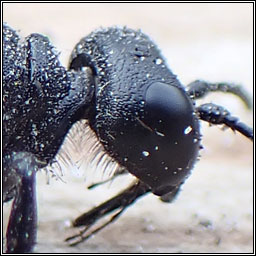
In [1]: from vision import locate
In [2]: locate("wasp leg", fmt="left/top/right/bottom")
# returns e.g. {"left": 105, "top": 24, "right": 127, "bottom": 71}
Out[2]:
{"left": 65, "top": 181, "right": 151, "bottom": 246}
{"left": 187, "top": 80, "right": 252, "bottom": 109}
{"left": 197, "top": 103, "right": 253, "bottom": 141}
{"left": 5, "top": 152, "right": 40, "bottom": 253}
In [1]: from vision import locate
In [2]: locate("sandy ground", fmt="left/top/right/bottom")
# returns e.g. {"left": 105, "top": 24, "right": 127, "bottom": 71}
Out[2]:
{"left": 2, "top": 3, "right": 254, "bottom": 254}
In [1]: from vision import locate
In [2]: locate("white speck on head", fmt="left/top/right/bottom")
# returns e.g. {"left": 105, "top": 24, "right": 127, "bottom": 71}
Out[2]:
{"left": 164, "top": 166, "right": 169, "bottom": 170}
{"left": 142, "top": 151, "right": 150, "bottom": 157}
{"left": 155, "top": 58, "right": 162, "bottom": 65}
{"left": 154, "top": 146, "right": 159, "bottom": 150}
{"left": 184, "top": 126, "right": 192, "bottom": 135}
{"left": 156, "top": 131, "right": 165, "bottom": 137}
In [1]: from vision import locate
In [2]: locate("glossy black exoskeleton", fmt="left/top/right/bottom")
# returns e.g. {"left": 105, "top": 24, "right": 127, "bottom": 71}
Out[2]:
{"left": 3, "top": 24, "right": 253, "bottom": 252}
{"left": 3, "top": 23, "right": 93, "bottom": 253}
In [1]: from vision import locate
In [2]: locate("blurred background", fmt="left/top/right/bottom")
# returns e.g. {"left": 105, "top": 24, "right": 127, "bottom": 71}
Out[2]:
{"left": 3, "top": 2, "right": 253, "bottom": 253}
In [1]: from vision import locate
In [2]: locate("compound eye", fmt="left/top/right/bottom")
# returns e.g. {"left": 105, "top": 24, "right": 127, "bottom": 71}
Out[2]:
{"left": 144, "top": 82, "right": 193, "bottom": 132}
{"left": 141, "top": 82, "right": 199, "bottom": 195}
